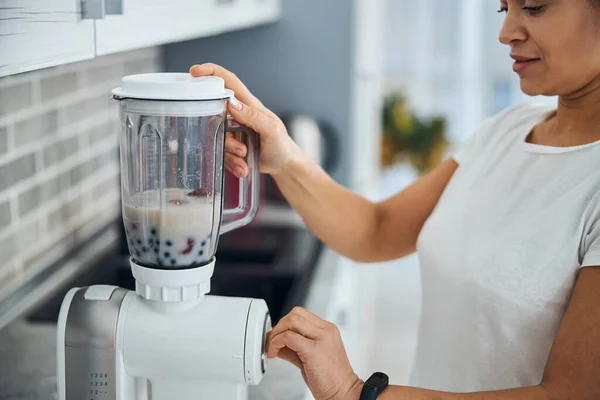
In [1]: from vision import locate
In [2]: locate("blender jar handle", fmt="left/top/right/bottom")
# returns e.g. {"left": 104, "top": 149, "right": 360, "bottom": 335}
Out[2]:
{"left": 220, "top": 117, "right": 261, "bottom": 235}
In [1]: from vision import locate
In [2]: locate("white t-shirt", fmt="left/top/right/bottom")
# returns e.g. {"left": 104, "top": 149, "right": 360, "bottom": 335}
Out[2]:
{"left": 411, "top": 103, "right": 600, "bottom": 392}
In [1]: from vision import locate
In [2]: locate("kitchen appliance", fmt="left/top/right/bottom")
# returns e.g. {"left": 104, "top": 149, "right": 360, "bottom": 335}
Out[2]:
{"left": 56, "top": 73, "right": 270, "bottom": 400}
{"left": 264, "top": 115, "right": 340, "bottom": 205}
{"left": 283, "top": 114, "right": 339, "bottom": 173}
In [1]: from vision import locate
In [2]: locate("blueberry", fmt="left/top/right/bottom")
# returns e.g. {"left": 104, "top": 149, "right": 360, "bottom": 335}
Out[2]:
{"left": 151, "top": 228, "right": 157, "bottom": 236}
{"left": 164, "top": 252, "right": 170, "bottom": 258}
{"left": 135, "top": 250, "right": 141, "bottom": 257}
{"left": 198, "top": 250, "right": 204, "bottom": 256}
{"left": 137, "top": 239, "right": 142, "bottom": 245}
{"left": 171, "top": 259, "right": 177, "bottom": 265}
{"left": 142, "top": 247, "right": 148, "bottom": 252}
{"left": 154, "top": 248, "right": 159, "bottom": 254}
{"left": 156, "top": 239, "right": 161, "bottom": 246}
{"left": 201, "top": 241, "right": 206, "bottom": 247}
{"left": 166, "top": 240, "right": 173, "bottom": 247}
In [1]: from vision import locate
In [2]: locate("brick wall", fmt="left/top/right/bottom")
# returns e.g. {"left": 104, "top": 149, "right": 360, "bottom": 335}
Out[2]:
{"left": 0, "top": 47, "right": 163, "bottom": 294}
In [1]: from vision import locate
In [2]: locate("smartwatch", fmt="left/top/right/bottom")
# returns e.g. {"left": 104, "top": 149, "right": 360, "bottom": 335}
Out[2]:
{"left": 359, "top": 372, "right": 389, "bottom": 400}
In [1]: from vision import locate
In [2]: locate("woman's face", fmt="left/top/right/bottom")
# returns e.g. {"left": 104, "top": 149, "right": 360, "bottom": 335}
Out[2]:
{"left": 499, "top": 0, "right": 600, "bottom": 97}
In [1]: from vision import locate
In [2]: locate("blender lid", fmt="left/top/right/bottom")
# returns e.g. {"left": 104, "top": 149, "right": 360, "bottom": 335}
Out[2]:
{"left": 112, "top": 73, "right": 234, "bottom": 101}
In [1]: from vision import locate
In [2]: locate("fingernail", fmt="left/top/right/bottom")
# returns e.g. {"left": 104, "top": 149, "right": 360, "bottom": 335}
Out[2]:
{"left": 229, "top": 96, "right": 243, "bottom": 111}
{"left": 235, "top": 166, "right": 244, "bottom": 177}
{"left": 235, "top": 148, "right": 245, "bottom": 157}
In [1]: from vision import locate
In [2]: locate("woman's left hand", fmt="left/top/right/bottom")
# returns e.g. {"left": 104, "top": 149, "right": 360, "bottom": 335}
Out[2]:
{"left": 266, "top": 307, "right": 363, "bottom": 400}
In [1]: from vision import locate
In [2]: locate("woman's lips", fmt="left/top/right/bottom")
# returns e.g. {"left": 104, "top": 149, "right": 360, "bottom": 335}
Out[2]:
{"left": 512, "top": 57, "right": 541, "bottom": 73}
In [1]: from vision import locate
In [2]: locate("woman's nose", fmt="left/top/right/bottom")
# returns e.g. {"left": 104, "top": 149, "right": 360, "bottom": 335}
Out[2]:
{"left": 498, "top": 11, "right": 527, "bottom": 45}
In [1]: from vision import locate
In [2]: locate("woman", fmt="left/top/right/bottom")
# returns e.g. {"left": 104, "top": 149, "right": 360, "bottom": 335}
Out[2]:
{"left": 191, "top": 0, "right": 600, "bottom": 398}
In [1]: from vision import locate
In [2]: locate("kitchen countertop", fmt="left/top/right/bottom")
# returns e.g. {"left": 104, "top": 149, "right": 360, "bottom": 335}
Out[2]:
{"left": 0, "top": 246, "right": 344, "bottom": 400}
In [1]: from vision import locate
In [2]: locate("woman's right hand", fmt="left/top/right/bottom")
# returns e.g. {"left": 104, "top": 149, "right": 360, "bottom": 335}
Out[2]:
{"left": 190, "top": 63, "right": 301, "bottom": 178}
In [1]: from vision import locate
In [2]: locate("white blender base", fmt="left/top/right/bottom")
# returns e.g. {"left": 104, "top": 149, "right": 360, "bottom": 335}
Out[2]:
{"left": 57, "top": 259, "right": 270, "bottom": 400}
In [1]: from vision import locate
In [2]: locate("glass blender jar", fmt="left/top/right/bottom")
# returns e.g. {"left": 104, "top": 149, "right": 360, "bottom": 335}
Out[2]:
{"left": 112, "top": 73, "right": 260, "bottom": 270}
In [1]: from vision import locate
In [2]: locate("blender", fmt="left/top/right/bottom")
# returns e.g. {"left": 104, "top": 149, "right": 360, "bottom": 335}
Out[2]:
{"left": 56, "top": 73, "right": 270, "bottom": 400}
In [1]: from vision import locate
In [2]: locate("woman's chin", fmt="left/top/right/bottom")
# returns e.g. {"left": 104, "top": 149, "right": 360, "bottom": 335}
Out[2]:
{"left": 519, "top": 80, "right": 558, "bottom": 97}
{"left": 519, "top": 81, "right": 546, "bottom": 97}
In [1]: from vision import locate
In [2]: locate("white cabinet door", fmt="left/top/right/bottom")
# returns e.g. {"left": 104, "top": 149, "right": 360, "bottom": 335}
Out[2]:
{"left": 95, "top": 0, "right": 280, "bottom": 56}
{"left": 217, "top": 0, "right": 280, "bottom": 32}
{"left": 0, "top": 1, "right": 95, "bottom": 78}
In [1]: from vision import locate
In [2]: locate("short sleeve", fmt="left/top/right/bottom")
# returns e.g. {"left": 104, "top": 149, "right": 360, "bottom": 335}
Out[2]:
{"left": 581, "top": 194, "right": 600, "bottom": 268}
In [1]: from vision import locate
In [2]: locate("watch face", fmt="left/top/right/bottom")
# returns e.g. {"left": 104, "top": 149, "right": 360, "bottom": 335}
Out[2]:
{"left": 366, "top": 372, "right": 389, "bottom": 388}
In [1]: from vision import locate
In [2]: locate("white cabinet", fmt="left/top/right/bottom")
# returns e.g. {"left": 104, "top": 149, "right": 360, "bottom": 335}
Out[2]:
{"left": 95, "top": 0, "right": 280, "bottom": 56}
{"left": 0, "top": 0, "right": 280, "bottom": 77}
{"left": 0, "top": 1, "right": 95, "bottom": 78}
{"left": 218, "top": 0, "right": 280, "bottom": 33}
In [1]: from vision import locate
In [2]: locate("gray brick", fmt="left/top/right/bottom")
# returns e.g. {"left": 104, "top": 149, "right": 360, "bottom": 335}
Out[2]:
{"left": 81, "top": 157, "right": 98, "bottom": 178}
{"left": 124, "top": 59, "right": 159, "bottom": 75}
{"left": 40, "top": 71, "right": 78, "bottom": 102}
{"left": 66, "top": 196, "right": 83, "bottom": 220}
{"left": 0, "top": 126, "right": 8, "bottom": 156}
{"left": 18, "top": 184, "right": 41, "bottom": 218}
{"left": 0, "top": 233, "right": 14, "bottom": 260}
{"left": 0, "top": 200, "right": 10, "bottom": 229}
{"left": 59, "top": 171, "right": 71, "bottom": 192}
{"left": 17, "top": 219, "right": 51, "bottom": 269}
{"left": 14, "top": 110, "right": 59, "bottom": 148}
{"left": 89, "top": 121, "right": 117, "bottom": 145}
{"left": 43, "top": 136, "right": 79, "bottom": 168}
{"left": 93, "top": 174, "right": 119, "bottom": 201}
{"left": 47, "top": 205, "right": 67, "bottom": 234}
{"left": 43, "top": 175, "right": 62, "bottom": 199}
{"left": 69, "top": 165, "right": 83, "bottom": 186}
{"left": 86, "top": 65, "right": 119, "bottom": 86}
{"left": 0, "top": 81, "right": 33, "bottom": 115}
{"left": 18, "top": 176, "right": 62, "bottom": 217}
{"left": 15, "top": 218, "right": 44, "bottom": 255}
{"left": 0, "top": 153, "right": 36, "bottom": 189}
{"left": 0, "top": 263, "right": 17, "bottom": 292}
{"left": 64, "top": 94, "right": 114, "bottom": 125}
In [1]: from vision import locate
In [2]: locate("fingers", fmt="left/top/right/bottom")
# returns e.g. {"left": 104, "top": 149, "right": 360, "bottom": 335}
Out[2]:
{"left": 287, "top": 306, "right": 329, "bottom": 329}
{"left": 227, "top": 99, "right": 281, "bottom": 137}
{"left": 190, "top": 63, "right": 265, "bottom": 111}
{"left": 225, "top": 153, "right": 248, "bottom": 178}
{"left": 275, "top": 347, "right": 303, "bottom": 370}
{"left": 267, "top": 331, "right": 314, "bottom": 361}
{"left": 225, "top": 133, "right": 247, "bottom": 158}
{"left": 267, "top": 307, "right": 329, "bottom": 359}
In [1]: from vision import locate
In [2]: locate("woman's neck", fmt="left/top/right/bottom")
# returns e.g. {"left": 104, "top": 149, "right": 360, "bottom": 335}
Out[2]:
{"left": 554, "top": 74, "right": 600, "bottom": 138}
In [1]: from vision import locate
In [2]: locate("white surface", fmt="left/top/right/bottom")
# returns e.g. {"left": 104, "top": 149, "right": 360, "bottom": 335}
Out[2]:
{"left": 120, "top": 292, "right": 266, "bottom": 399}
{"left": 0, "top": 1, "right": 95, "bottom": 78}
{"left": 83, "top": 285, "right": 118, "bottom": 301}
{"left": 113, "top": 74, "right": 232, "bottom": 101}
{"left": 130, "top": 259, "right": 214, "bottom": 302}
{"left": 56, "top": 288, "right": 78, "bottom": 400}
{"left": 95, "top": 0, "right": 280, "bottom": 56}
{"left": 245, "top": 299, "right": 271, "bottom": 386}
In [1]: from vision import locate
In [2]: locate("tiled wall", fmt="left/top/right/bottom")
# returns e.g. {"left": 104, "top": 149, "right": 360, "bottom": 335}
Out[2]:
{"left": 0, "top": 47, "right": 163, "bottom": 294}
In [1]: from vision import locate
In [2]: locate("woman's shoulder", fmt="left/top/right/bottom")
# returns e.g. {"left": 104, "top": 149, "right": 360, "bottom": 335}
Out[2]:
{"left": 475, "top": 102, "right": 554, "bottom": 146}
{"left": 454, "top": 102, "right": 554, "bottom": 164}
{"left": 486, "top": 102, "right": 554, "bottom": 131}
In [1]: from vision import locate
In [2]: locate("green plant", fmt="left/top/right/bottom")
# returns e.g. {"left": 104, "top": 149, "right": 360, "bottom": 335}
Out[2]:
{"left": 381, "top": 92, "right": 448, "bottom": 174}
